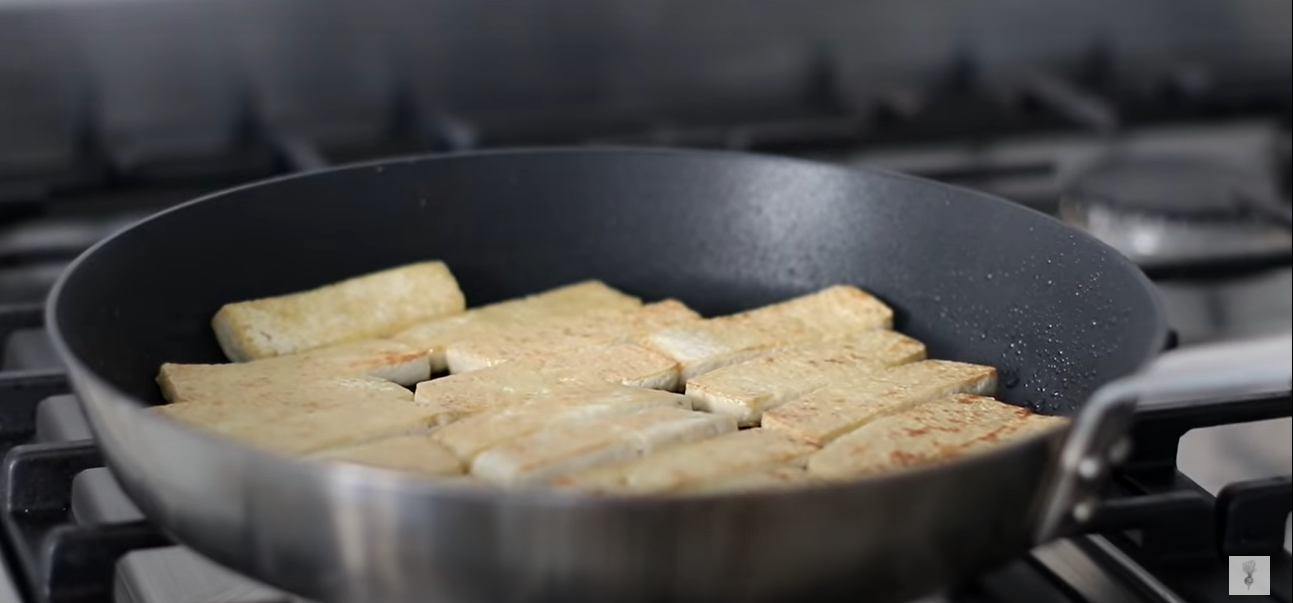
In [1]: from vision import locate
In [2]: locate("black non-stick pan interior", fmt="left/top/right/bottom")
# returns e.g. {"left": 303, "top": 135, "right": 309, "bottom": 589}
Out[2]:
{"left": 51, "top": 149, "right": 1168, "bottom": 414}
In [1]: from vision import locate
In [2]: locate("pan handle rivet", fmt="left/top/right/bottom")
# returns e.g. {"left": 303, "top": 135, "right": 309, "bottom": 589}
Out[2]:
{"left": 1107, "top": 436, "right": 1132, "bottom": 464}
{"left": 1077, "top": 458, "right": 1102, "bottom": 480}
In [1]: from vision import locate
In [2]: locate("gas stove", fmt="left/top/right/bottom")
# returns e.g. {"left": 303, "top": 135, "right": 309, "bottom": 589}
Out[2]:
{"left": 1, "top": 0, "right": 1290, "bottom": 601}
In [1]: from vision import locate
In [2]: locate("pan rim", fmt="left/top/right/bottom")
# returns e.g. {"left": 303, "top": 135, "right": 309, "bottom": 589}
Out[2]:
{"left": 43, "top": 146, "right": 1169, "bottom": 509}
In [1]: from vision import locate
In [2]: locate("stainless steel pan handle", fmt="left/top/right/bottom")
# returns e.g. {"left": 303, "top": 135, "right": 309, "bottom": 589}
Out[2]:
{"left": 1035, "top": 333, "right": 1293, "bottom": 544}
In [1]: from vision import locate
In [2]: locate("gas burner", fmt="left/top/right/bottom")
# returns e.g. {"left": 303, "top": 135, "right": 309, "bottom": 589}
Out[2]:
{"left": 1059, "top": 155, "right": 1292, "bottom": 272}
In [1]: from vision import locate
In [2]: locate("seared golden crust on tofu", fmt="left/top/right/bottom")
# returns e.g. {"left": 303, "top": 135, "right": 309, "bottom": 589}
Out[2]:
{"left": 393, "top": 281, "right": 642, "bottom": 372}
{"left": 310, "top": 434, "right": 464, "bottom": 477}
{"left": 158, "top": 340, "right": 430, "bottom": 401}
{"left": 761, "top": 360, "right": 997, "bottom": 446}
{"left": 152, "top": 376, "right": 441, "bottom": 455}
{"left": 212, "top": 261, "right": 465, "bottom": 362}
{"left": 470, "top": 407, "right": 737, "bottom": 486}
{"left": 686, "top": 330, "right": 926, "bottom": 426}
{"left": 642, "top": 286, "right": 894, "bottom": 381}
{"left": 444, "top": 300, "right": 700, "bottom": 374}
{"left": 682, "top": 463, "right": 822, "bottom": 495}
{"left": 434, "top": 385, "right": 691, "bottom": 461}
{"left": 555, "top": 428, "right": 818, "bottom": 494}
{"left": 808, "top": 395, "right": 1067, "bottom": 479}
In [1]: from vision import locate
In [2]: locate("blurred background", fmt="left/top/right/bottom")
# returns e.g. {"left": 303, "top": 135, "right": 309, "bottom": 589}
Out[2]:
{"left": 1, "top": 0, "right": 1290, "bottom": 309}
{"left": 0, "top": 0, "right": 1289, "bottom": 600}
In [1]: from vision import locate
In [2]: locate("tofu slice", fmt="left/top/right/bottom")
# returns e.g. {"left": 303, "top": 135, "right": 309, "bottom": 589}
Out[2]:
{"left": 470, "top": 407, "right": 737, "bottom": 486}
{"left": 153, "top": 376, "right": 446, "bottom": 455}
{"left": 808, "top": 395, "right": 1068, "bottom": 480}
{"left": 434, "top": 384, "right": 692, "bottom": 461}
{"left": 310, "top": 434, "right": 464, "bottom": 477}
{"left": 686, "top": 330, "right": 926, "bottom": 426}
{"left": 166, "top": 346, "right": 667, "bottom": 448}
{"left": 158, "top": 374, "right": 415, "bottom": 415}
{"left": 530, "top": 343, "right": 683, "bottom": 391}
{"left": 642, "top": 285, "right": 893, "bottom": 381}
{"left": 212, "top": 261, "right": 465, "bottom": 362}
{"left": 393, "top": 280, "right": 642, "bottom": 372}
{"left": 555, "top": 428, "right": 818, "bottom": 494}
{"left": 444, "top": 300, "right": 700, "bottom": 374}
{"left": 682, "top": 464, "right": 823, "bottom": 496}
{"left": 158, "top": 339, "right": 431, "bottom": 402}
{"left": 412, "top": 343, "right": 682, "bottom": 422}
{"left": 761, "top": 360, "right": 998, "bottom": 446}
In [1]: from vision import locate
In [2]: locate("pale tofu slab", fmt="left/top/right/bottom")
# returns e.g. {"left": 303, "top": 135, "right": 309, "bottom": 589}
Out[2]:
{"left": 393, "top": 281, "right": 642, "bottom": 372}
{"left": 686, "top": 330, "right": 926, "bottom": 426}
{"left": 642, "top": 285, "right": 894, "bottom": 381}
{"left": 158, "top": 339, "right": 431, "bottom": 402}
{"left": 152, "top": 376, "right": 445, "bottom": 455}
{"left": 158, "top": 374, "right": 414, "bottom": 415}
{"left": 213, "top": 261, "right": 466, "bottom": 361}
{"left": 310, "top": 434, "right": 464, "bottom": 477}
{"left": 761, "top": 360, "right": 998, "bottom": 446}
{"left": 434, "top": 384, "right": 692, "bottom": 461}
{"left": 410, "top": 371, "right": 578, "bottom": 427}
{"left": 555, "top": 428, "right": 818, "bottom": 494}
{"left": 470, "top": 407, "right": 737, "bottom": 486}
{"left": 412, "top": 344, "right": 682, "bottom": 422}
{"left": 529, "top": 344, "right": 681, "bottom": 391}
{"left": 682, "top": 464, "right": 823, "bottom": 496}
{"left": 444, "top": 300, "right": 700, "bottom": 374}
{"left": 808, "top": 395, "right": 1068, "bottom": 480}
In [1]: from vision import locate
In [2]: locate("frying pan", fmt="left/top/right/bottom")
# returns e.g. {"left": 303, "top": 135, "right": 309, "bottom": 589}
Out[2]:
{"left": 45, "top": 149, "right": 1291, "bottom": 603}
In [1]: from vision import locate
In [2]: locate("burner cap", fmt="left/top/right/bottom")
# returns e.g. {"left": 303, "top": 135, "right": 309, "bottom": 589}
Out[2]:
{"left": 1059, "top": 154, "right": 1293, "bottom": 268}
{"left": 1063, "top": 156, "right": 1276, "bottom": 222}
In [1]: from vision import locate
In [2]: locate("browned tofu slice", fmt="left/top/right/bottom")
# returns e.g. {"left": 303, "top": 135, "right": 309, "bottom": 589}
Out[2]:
{"left": 761, "top": 360, "right": 997, "bottom": 446}
{"left": 641, "top": 286, "right": 894, "bottom": 381}
{"left": 212, "top": 261, "right": 465, "bottom": 361}
{"left": 555, "top": 428, "right": 818, "bottom": 494}
{"left": 393, "top": 280, "right": 642, "bottom": 372}
{"left": 310, "top": 434, "right": 464, "bottom": 477}
{"left": 470, "top": 407, "right": 737, "bottom": 486}
{"left": 528, "top": 343, "right": 683, "bottom": 390}
{"left": 808, "top": 394, "right": 1068, "bottom": 480}
{"left": 444, "top": 300, "right": 700, "bottom": 373}
{"left": 412, "top": 343, "right": 682, "bottom": 422}
{"left": 152, "top": 376, "right": 445, "bottom": 455}
{"left": 433, "top": 384, "right": 692, "bottom": 461}
{"left": 158, "top": 339, "right": 431, "bottom": 402}
{"left": 171, "top": 344, "right": 684, "bottom": 455}
{"left": 685, "top": 330, "right": 926, "bottom": 426}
